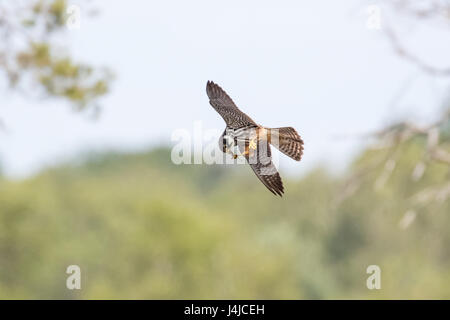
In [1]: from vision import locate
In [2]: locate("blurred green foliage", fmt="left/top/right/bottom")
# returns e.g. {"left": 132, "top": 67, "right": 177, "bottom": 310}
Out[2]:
{"left": 1, "top": 0, "right": 112, "bottom": 110}
{"left": 0, "top": 140, "right": 448, "bottom": 299}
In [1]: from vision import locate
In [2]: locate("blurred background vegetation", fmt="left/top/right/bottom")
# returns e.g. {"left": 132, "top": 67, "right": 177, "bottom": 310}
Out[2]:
{"left": 0, "top": 143, "right": 449, "bottom": 299}
{"left": 0, "top": 0, "right": 112, "bottom": 111}
{"left": 0, "top": 0, "right": 449, "bottom": 299}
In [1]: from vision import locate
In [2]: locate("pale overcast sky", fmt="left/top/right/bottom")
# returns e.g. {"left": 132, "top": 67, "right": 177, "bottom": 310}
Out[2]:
{"left": 1, "top": 0, "right": 449, "bottom": 178}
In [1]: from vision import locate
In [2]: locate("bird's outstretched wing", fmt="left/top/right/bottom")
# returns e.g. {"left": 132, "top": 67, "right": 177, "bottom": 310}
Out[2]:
{"left": 244, "top": 140, "right": 284, "bottom": 196}
{"left": 206, "top": 81, "right": 256, "bottom": 128}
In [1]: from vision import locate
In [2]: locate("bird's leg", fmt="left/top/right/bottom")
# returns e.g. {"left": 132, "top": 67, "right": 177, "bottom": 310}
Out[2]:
{"left": 224, "top": 137, "right": 239, "bottom": 159}
{"left": 224, "top": 146, "right": 237, "bottom": 158}
{"left": 233, "top": 139, "right": 258, "bottom": 159}
{"left": 226, "top": 137, "right": 258, "bottom": 159}
{"left": 239, "top": 145, "right": 251, "bottom": 158}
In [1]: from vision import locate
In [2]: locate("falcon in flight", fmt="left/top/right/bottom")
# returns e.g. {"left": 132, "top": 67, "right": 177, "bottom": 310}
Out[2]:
{"left": 206, "top": 81, "right": 304, "bottom": 196}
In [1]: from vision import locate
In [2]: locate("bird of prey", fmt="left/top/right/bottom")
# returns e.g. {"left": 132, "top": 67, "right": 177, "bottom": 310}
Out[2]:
{"left": 206, "top": 80, "right": 304, "bottom": 196}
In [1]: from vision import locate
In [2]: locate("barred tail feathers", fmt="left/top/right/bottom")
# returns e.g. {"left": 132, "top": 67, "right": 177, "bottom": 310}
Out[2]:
{"left": 269, "top": 127, "right": 304, "bottom": 161}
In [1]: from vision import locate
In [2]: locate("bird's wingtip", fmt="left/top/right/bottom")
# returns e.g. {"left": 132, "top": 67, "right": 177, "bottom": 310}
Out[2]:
{"left": 206, "top": 80, "right": 222, "bottom": 98}
{"left": 206, "top": 80, "right": 214, "bottom": 93}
